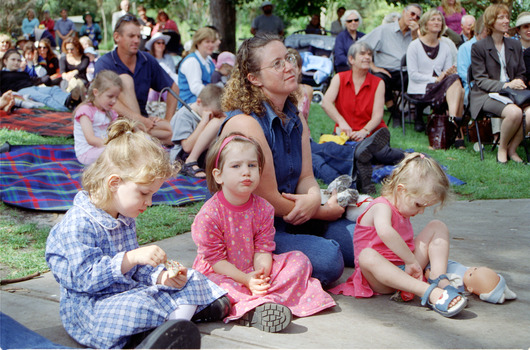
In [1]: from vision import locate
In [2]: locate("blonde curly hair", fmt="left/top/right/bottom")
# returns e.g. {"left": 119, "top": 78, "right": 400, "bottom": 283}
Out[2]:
{"left": 82, "top": 118, "right": 179, "bottom": 209}
{"left": 222, "top": 33, "right": 297, "bottom": 117}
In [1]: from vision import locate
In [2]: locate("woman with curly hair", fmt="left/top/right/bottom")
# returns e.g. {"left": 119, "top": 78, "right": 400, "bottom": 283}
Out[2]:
{"left": 219, "top": 34, "right": 355, "bottom": 287}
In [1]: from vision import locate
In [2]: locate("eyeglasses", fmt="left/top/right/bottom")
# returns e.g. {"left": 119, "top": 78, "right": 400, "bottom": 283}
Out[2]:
{"left": 258, "top": 53, "right": 297, "bottom": 72}
{"left": 38, "top": 46, "right": 48, "bottom": 49}
{"left": 346, "top": 18, "right": 360, "bottom": 23}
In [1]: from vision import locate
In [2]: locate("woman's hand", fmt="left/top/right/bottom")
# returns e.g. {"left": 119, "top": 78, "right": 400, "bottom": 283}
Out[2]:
{"left": 337, "top": 121, "right": 353, "bottom": 138}
{"left": 281, "top": 191, "right": 321, "bottom": 225}
{"left": 158, "top": 268, "right": 189, "bottom": 289}
{"left": 247, "top": 268, "right": 271, "bottom": 296}
{"left": 321, "top": 191, "right": 346, "bottom": 220}
{"left": 504, "top": 78, "right": 527, "bottom": 90}
{"left": 351, "top": 128, "right": 370, "bottom": 142}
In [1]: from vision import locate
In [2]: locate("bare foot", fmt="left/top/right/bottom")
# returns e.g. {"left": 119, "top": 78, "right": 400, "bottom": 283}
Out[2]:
{"left": 429, "top": 287, "right": 462, "bottom": 309}
{"left": 0, "top": 91, "right": 15, "bottom": 113}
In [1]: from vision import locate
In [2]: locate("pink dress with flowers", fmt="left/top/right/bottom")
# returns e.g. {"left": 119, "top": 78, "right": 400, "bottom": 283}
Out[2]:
{"left": 192, "top": 191, "right": 336, "bottom": 321}
{"left": 329, "top": 196, "right": 415, "bottom": 297}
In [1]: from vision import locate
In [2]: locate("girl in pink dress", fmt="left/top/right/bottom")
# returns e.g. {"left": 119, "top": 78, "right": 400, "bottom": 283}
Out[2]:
{"left": 192, "top": 133, "right": 336, "bottom": 333}
{"left": 330, "top": 153, "right": 467, "bottom": 318}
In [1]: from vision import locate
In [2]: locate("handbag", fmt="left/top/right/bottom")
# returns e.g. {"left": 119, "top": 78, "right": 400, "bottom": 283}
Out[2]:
{"left": 466, "top": 118, "right": 493, "bottom": 143}
{"left": 426, "top": 114, "right": 458, "bottom": 150}
{"left": 499, "top": 88, "right": 530, "bottom": 107}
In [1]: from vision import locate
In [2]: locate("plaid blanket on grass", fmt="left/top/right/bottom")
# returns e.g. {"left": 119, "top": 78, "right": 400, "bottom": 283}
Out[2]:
{"left": 0, "top": 145, "right": 208, "bottom": 211}
{"left": 0, "top": 108, "right": 73, "bottom": 137}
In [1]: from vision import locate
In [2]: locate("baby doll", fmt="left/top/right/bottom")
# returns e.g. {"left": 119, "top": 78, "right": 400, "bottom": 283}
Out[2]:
{"left": 426, "top": 261, "right": 517, "bottom": 304}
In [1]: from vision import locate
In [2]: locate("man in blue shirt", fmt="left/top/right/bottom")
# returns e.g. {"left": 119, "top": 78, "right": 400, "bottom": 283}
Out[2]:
{"left": 95, "top": 15, "right": 176, "bottom": 145}
{"left": 54, "top": 9, "right": 75, "bottom": 51}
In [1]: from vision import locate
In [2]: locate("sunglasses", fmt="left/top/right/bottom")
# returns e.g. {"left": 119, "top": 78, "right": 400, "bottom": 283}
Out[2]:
{"left": 66, "top": 47, "right": 74, "bottom": 51}
{"left": 346, "top": 18, "right": 360, "bottom": 23}
{"left": 154, "top": 41, "right": 166, "bottom": 45}
{"left": 114, "top": 14, "right": 139, "bottom": 32}
{"left": 38, "top": 46, "right": 48, "bottom": 49}
{"left": 409, "top": 11, "right": 421, "bottom": 19}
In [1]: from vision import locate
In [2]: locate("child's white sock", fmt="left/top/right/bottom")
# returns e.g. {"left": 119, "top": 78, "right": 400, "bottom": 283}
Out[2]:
{"left": 168, "top": 304, "right": 197, "bottom": 321}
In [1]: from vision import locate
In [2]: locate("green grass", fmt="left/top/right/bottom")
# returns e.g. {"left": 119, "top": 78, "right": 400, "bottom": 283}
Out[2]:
{"left": 0, "top": 104, "right": 528, "bottom": 279}
{"left": 308, "top": 104, "right": 530, "bottom": 200}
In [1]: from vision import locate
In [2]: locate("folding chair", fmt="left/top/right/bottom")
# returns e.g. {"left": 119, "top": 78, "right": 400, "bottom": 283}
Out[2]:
{"left": 397, "top": 54, "right": 436, "bottom": 135}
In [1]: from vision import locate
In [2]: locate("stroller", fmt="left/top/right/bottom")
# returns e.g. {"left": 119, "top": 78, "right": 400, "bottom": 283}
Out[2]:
{"left": 284, "top": 32, "right": 335, "bottom": 104}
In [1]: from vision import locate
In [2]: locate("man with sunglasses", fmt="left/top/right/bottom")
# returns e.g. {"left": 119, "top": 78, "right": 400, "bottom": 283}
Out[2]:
{"left": 359, "top": 4, "right": 422, "bottom": 125}
{"left": 95, "top": 15, "right": 175, "bottom": 145}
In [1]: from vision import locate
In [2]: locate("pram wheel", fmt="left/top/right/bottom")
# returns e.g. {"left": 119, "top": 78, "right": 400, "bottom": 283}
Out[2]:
{"left": 312, "top": 91, "right": 324, "bottom": 104}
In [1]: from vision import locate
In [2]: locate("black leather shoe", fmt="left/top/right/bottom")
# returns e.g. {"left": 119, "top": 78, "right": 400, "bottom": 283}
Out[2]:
{"left": 191, "top": 295, "right": 231, "bottom": 323}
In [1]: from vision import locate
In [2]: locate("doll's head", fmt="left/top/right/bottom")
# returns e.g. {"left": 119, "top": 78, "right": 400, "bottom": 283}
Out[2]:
{"left": 463, "top": 267, "right": 517, "bottom": 303}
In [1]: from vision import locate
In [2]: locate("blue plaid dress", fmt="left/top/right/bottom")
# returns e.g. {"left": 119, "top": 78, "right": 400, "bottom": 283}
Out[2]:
{"left": 46, "top": 191, "right": 226, "bottom": 349}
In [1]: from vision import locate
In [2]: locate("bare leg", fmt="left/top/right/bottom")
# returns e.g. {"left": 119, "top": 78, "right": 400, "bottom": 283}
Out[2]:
{"left": 498, "top": 104, "right": 523, "bottom": 163}
{"left": 185, "top": 118, "right": 223, "bottom": 163}
{"left": 358, "top": 248, "right": 460, "bottom": 308}
{"left": 446, "top": 80, "right": 464, "bottom": 118}
{"left": 413, "top": 220, "right": 450, "bottom": 287}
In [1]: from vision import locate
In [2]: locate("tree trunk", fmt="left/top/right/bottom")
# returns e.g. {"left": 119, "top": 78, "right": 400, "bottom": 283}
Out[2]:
{"left": 210, "top": 0, "right": 237, "bottom": 53}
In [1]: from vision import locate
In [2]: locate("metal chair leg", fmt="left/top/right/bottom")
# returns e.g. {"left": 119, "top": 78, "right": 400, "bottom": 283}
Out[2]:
{"left": 476, "top": 119, "right": 484, "bottom": 161}
{"left": 522, "top": 112, "right": 529, "bottom": 163}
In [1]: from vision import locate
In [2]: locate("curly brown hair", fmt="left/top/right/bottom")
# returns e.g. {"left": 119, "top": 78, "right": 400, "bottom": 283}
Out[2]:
{"left": 221, "top": 33, "right": 297, "bottom": 117}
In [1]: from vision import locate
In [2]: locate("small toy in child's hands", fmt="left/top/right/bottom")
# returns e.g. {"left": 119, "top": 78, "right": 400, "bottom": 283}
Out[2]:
{"left": 165, "top": 259, "right": 184, "bottom": 278}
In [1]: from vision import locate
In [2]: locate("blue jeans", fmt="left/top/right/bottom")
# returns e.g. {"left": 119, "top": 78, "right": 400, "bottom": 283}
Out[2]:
{"left": 18, "top": 86, "right": 69, "bottom": 112}
{"left": 310, "top": 140, "right": 356, "bottom": 185}
{"left": 273, "top": 217, "right": 355, "bottom": 287}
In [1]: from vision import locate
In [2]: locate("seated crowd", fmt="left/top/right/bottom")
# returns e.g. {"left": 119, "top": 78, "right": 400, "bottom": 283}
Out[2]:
{"left": 1, "top": 2, "right": 526, "bottom": 349}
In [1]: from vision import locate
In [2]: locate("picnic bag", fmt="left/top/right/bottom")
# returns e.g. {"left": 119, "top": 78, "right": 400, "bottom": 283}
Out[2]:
{"left": 426, "top": 114, "right": 457, "bottom": 150}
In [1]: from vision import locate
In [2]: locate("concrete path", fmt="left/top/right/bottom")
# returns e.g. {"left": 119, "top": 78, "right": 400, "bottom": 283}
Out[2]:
{"left": 1, "top": 199, "right": 529, "bottom": 349}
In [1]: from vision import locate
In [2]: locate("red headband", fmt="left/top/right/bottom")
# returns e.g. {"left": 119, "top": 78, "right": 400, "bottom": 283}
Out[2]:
{"left": 215, "top": 135, "right": 251, "bottom": 169}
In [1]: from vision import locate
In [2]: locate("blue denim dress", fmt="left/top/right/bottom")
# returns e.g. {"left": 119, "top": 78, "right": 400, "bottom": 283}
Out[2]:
{"left": 223, "top": 101, "right": 355, "bottom": 286}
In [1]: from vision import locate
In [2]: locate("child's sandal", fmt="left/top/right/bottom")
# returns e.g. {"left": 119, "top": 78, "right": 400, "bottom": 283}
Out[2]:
{"left": 421, "top": 283, "right": 467, "bottom": 318}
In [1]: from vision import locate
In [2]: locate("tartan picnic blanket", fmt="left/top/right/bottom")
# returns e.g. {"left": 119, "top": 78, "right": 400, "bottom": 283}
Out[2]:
{"left": 0, "top": 145, "right": 208, "bottom": 211}
{"left": 0, "top": 108, "right": 73, "bottom": 137}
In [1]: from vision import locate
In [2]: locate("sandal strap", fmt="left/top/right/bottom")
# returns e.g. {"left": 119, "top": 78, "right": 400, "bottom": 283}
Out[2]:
{"left": 421, "top": 282, "right": 438, "bottom": 306}
{"left": 427, "top": 273, "right": 449, "bottom": 285}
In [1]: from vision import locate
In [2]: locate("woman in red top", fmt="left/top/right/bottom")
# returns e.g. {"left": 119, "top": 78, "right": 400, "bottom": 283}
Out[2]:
{"left": 322, "top": 41, "right": 404, "bottom": 193}
{"left": 151, "top": 10, "right": 179, "bottom": 35}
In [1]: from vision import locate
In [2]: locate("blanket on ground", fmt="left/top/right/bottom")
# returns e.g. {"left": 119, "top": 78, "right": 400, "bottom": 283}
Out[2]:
{"left": 0, "top": 108, "right": 73, "bottom": 137}
{"left": 0, "top": 145, "right": 208, "bottom": 211}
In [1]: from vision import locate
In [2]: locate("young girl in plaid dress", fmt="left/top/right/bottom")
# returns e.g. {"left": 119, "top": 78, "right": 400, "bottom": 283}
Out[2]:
{"left": 46, "top": 119, "right": 228, "bottom": 349}
{"left": 191, "top": 133, "right": 336, "bottom": 333}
